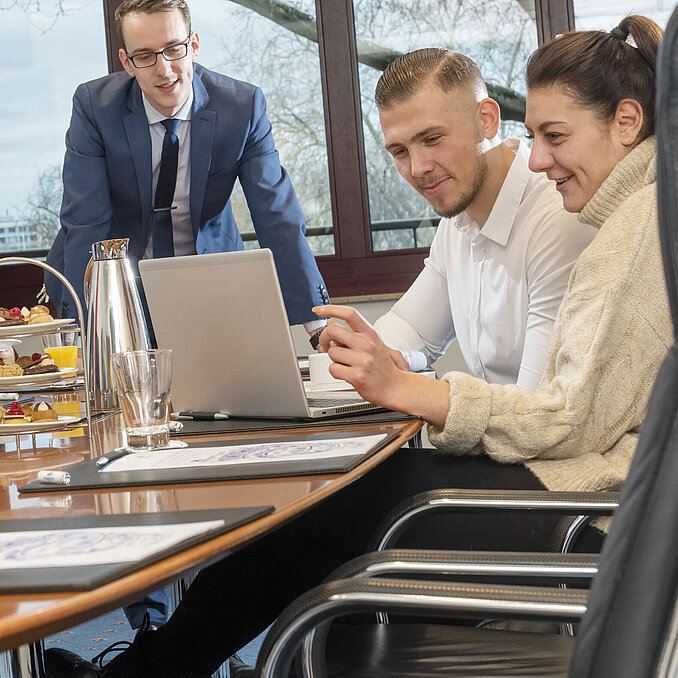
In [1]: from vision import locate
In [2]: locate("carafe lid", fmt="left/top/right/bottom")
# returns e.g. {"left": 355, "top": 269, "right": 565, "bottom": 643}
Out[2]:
{"left": 91, "top": 239, "right": 130, "bottom": 261}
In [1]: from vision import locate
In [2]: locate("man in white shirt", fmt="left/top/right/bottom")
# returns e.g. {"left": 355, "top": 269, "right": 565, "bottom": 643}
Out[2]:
{"left": 319, "top": 48, "right": 595, "bottom": 392}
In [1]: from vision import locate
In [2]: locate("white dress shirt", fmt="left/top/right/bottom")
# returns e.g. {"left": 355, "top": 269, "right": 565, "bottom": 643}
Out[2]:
{"left": 142, "top": 92, "right": 195, "bottom": 259}
{"left": 374, "top": 139, "right": 597, "bottom": 391}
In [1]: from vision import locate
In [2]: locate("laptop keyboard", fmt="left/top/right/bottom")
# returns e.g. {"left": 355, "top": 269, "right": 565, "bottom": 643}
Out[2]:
{"left": 307, "top": 397, "right": 366, "bottom": 408}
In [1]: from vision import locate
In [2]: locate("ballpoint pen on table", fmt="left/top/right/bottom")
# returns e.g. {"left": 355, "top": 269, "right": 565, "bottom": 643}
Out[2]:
{"left": 96, "top": 447, "right": 132, "bottom": 470}
{"left": 172, "top": 411, "right": 230, "bottom": 421}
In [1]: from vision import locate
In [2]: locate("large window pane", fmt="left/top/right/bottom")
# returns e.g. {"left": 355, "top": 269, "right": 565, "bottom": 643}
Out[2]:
{"left": 0, "top": 0, "right": 107, "bottom": 255}
{"left": 355, "top": 0, "right": 537, "bottom": 252}
{"left": 575, "top": 0, "right": 672, "bottom": 30}
{"left": 191, "top": 0, "right": 334, "bottom": 255}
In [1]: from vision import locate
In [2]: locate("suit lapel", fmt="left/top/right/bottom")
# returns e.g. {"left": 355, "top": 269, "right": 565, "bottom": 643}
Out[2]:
{"left": 190, "top": 71, "right": 216, "bottom": 239}
{"left": 123, "top": 81, "right": 153, "bottom": 256}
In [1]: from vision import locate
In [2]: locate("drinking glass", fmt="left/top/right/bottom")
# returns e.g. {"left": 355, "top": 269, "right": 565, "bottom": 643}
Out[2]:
{"left": 111, "top": 349, "right": 173, "bottom": 450}
{"left": 42, "top": 329, "right": 78, "bottom": 371}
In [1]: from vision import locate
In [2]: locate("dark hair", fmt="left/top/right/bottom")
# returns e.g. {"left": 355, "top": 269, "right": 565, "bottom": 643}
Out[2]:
{"left": 526, "top": 15, "right": 662, "bottom": 140}
{"left": 115, "top": 0, "right": 191, "bottom": 50}
{"left": 375, "top": 48, "right": 487, "bottom": 108}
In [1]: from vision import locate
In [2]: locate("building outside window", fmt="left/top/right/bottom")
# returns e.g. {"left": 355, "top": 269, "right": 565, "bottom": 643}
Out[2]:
{"left": 0, "top": 0, "right": 108, "bottom": 255}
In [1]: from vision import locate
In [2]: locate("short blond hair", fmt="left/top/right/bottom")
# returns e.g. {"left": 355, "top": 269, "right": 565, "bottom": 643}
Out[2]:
{"left": 375, "top": 48, "right": 487, "bottom": 108}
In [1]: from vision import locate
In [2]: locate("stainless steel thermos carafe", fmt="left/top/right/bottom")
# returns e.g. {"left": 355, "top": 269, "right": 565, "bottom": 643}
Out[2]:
{"left": 84, "top": 239, "right": 150, "bottom": 410}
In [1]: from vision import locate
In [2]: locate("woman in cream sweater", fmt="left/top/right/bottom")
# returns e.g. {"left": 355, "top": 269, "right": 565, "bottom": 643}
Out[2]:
{"left": 316, "top": 15, "right": 672, "bottom": 511}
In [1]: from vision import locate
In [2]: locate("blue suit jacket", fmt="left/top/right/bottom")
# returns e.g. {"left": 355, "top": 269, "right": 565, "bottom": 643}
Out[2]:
{"left": 46, "top": 64, "right": 327, "bottom": 325}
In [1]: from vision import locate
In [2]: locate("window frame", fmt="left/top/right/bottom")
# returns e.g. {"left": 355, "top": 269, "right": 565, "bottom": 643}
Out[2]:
{"left": 99, "top": 0, "right": 573, "bottom": 297}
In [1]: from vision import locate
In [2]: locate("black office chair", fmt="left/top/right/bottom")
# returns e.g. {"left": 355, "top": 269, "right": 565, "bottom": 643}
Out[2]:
{"left": 252, "top": 7, "right": 678, "bottom": 676}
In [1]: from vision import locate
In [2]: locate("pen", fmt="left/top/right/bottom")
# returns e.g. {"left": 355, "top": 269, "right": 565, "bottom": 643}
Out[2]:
{"left": 172, "top": 411, "right": 230, "bottom": 421}
{"left": 96, "top": 447, "right": 132, "bottom": 470}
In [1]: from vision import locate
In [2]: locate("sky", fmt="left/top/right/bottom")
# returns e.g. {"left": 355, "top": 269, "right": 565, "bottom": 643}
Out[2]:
{"left": 0, "top": 0, "right": 673, "bottom": 224}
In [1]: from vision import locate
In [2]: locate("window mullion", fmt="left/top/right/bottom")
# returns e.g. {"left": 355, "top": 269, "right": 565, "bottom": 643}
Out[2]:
{"left": 315, "top": 0, "right": 372, "bottom": 259}
{"left": 534, "top": 0, "right": 575, "bottom": 43}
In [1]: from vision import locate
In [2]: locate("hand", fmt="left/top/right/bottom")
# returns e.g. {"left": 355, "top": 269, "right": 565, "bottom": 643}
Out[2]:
{"left": 311, "top": 305, "right": 411, "bottom": 410}
{"left": 313, "top": 304, "right": 452, "bottom": 427}
{"left": 317, "top": 318, "right": 409, "bottom": 371}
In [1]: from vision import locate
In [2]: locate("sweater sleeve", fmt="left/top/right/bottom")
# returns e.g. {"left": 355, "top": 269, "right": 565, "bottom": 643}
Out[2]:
{"left": 428, "top": 189, "right": 669, "bottom": 472}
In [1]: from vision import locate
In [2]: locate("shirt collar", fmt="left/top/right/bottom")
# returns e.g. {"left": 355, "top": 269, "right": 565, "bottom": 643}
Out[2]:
{"left": 477, "top": 138, "right": 531, "bottom": 246}
{"left": 142, "top": 88, "right": 194, "bottom": 125}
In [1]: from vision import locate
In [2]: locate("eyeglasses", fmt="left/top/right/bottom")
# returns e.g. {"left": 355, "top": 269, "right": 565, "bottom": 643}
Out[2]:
{"left": 126, "top": 36, "right": 191, "bottom": 68}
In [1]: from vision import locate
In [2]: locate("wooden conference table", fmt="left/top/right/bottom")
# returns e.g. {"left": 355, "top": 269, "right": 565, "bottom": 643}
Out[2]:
{"left": 0, "top": 408, "right": 422, "bottom": 653}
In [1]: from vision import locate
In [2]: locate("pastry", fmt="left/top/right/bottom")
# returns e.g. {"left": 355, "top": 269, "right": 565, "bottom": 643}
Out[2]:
{"left": 27, "top": 313, "right": 53, "bottom": 325}
{"left": 0, "top": 406, "right": 5, "bottom": 423}
{"left": 0, "top": 308, "right": 10, "bottom": 320}
{"left": 16, "top": 356, "right": 33, "bottom": 369}
{"left": 27, "top": 305, "right": 53, "bottom": 324}
{"left": 0, "top": 318, "right": 26, "bottom": 326}
{"left": 27, "top": 314, "right": 53, "bottom": 324}
{"left": 23, "top": 355, "right": 59, "bottom": 375}
{"left": 0, "top": 345, "right": 16, "bottom": 366}
{"left": 23, "top": 364, "right": 59, "bottom": 375}
{"left": 31, "top": 402, "right": 58, "bottom": 422}
{"left": 5, "top": 401, "right": 28, "bottom": 423}
{"left": 0, "top": 364, "right": 22, "bottom": 377}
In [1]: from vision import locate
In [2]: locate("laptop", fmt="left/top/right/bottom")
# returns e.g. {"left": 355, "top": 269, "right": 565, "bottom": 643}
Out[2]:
{"left": 139, "top": 250, "right": 381, "bottom": 419}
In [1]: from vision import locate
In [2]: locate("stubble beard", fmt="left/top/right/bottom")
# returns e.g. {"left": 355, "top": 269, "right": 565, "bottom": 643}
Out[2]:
{"left": 434, "top": 152, "right": 488, "bottom": 219}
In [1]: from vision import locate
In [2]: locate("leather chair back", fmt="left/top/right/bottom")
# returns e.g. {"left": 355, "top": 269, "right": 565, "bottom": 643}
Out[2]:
{"left": 571, "top": 8, "right": 678, "bottom": 677}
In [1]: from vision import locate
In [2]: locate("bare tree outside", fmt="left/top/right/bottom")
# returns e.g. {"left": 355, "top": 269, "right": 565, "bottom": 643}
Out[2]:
{"left": 200, "top": 0, "right": 536, "bottom": 253}
{"left": 22, "top": 164, "right": 62, "bottom": 248}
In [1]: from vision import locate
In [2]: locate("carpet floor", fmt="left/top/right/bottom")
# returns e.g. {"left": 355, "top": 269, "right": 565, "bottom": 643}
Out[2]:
{"left": 43, "top": 607, "right": 266, "bottom": 672}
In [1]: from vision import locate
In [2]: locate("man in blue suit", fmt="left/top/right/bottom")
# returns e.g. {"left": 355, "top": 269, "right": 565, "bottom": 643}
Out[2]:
{"left": 46, "top": 0, "right": 329, "bottom": 342}
{"left": 45, "top": 0, "right": 328, "bottom": 631}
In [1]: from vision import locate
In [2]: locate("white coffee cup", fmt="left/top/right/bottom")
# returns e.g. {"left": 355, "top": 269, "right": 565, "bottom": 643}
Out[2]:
{"left": 308, "top": 352, "right": 342, "bottom": 386}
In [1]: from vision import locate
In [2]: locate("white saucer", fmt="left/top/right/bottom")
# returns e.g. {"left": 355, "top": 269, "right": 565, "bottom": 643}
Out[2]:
{"left": 304, "top": 381, "right": 356, "bottom": 393}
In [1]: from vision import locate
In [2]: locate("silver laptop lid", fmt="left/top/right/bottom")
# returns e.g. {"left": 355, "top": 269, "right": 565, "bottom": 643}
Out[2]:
{"left": 140, "top": 249, "right": 313, "bottom": 418}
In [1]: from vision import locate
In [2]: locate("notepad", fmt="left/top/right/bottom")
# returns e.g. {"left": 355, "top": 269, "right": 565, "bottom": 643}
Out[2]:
{"left": 101, "top": 433, "right": 389, "bottom": 473}
{"left": 0, "top": 521, "right": 224, "bottom": 569}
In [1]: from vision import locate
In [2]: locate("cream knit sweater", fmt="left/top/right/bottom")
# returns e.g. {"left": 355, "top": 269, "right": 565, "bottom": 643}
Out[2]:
{"left": 429, "top": 136, "right": 671, "bottom": 497}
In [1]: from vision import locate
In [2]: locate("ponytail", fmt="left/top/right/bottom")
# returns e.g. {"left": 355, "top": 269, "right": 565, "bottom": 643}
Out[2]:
{"left": 526, "top": 15, "right": 662, "bottom": 140}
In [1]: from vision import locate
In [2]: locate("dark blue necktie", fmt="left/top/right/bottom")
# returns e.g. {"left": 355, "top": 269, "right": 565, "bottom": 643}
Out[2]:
{"left": 152, "top": 118, "right": 181, "bottom": 258}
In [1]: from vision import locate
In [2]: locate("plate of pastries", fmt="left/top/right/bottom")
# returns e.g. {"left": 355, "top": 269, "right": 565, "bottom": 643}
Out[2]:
{"left": 0, "top": 346, "right": 76, "bottom": 386}
{"left": 0, "top": 305, "right": 75, "bottom": 338}
{"left": 0, "top": 400, "right": 79, "bottom": 434}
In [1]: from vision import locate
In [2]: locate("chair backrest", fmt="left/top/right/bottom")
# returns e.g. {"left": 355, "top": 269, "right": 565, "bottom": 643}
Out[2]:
{"left": 570, "top": 8, "right": 678, "bottom": 677}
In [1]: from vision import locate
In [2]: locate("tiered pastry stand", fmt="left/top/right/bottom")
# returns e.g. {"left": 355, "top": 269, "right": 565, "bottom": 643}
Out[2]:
{"left": 0, "top": 257, "right": 92, "bottom": 455}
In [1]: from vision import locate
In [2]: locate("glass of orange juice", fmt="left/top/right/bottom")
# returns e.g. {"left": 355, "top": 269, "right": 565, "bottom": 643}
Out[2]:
{"left": 42, "top": 330, "right": 78, "bottom": 371}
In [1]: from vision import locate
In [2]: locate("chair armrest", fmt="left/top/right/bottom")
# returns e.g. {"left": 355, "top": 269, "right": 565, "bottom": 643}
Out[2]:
{"left": 326, "top": 549, "right": 599, "bottom": 583}
{"left": 371, "top": 489, "right": 620, "bottom": 550}
{"left": 256, "top": 577, "right": 589, "bottom": 678}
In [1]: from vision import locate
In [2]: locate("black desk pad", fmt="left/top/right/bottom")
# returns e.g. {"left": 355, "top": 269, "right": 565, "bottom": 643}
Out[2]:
{"left": 19, "top": 429, "right": 401, "bottom": 494}
{"left": 174, "top": 410, "right": 417, "bottom": 436}
{"left": 0, "top": 507, "right": 272, "bottom": 593}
